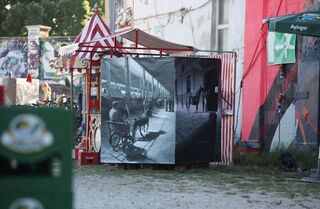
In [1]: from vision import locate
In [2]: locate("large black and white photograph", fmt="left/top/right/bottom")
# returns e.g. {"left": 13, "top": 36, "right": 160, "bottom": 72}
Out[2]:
{"left": 175, "top": 58, "right": 221, "bottom": 163}
{"left": 100, "top": 57, "right": 222, "bottom": 164}
{"left": 100, "top": 57, "right": 176, "bottom": 164}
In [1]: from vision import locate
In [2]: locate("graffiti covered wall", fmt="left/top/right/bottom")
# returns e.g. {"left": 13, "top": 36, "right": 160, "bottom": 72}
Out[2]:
{"left": 296, "top": 36, "right": 319, "bottom": 146}
{"left": 0, "top": 38, "right": 28, "bottom": 78}
{"left": 243, "top": 0, "right": 319, "bottom": 151}
{"left": 0, "top": 36, "right": 75, "bottom": 80}
{"left": 39, "top": 37, "right": 75, "bottom": 80}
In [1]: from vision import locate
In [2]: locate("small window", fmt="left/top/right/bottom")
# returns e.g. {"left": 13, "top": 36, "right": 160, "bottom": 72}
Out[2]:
{"left": 216, "top": 0, "right": 230, "bottom": 51}
{"left": 218, "top": 0, "right": 230, "bottom": 25}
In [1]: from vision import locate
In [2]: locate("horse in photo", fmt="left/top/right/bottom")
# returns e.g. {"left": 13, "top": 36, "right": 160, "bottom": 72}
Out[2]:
{"left": 186, "top": 86, "right": 205, "bottom": 114}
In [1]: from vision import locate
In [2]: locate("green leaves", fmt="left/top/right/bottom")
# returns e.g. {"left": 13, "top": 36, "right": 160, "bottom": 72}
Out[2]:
{"left": 25, "top": 2, "right": 45, "bottom": 25}
{"left": 0, "top": 0, "right": 105, "bottom": 37}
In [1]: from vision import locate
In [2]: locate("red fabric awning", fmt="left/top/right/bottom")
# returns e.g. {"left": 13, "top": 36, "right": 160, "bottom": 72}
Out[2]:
{"left": 80, "top": 28, "right": 197, "bottom": 55}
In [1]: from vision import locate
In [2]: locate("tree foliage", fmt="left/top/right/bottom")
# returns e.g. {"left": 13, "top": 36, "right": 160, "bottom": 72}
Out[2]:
{"left": 0, "top": 0, "right": 105, "bottom": 37}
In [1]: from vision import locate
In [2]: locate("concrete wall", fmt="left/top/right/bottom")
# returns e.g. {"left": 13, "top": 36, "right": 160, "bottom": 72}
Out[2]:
{"left": 132, "top": 0, "right": 212, "bottom": 50}
{"left": 228, "top": 0, "right": 245, "bottom": 140}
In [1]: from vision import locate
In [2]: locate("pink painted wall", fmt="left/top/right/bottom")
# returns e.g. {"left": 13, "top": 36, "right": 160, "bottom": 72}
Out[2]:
{"left": 242, "top": 0, "right": 306, "bottom": 141}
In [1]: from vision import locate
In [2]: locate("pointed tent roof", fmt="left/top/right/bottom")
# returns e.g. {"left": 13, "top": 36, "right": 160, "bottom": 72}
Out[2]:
{"left": 57, "top": 12, "right": 123, "bottom": 72}
{"left": 74, "top": 11, "right": 123, "bottom": 60}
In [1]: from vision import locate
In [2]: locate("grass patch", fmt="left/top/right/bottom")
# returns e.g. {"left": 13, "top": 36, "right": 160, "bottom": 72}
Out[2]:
{"left": 233, "top": 147, "right": 318, "bottom": 170}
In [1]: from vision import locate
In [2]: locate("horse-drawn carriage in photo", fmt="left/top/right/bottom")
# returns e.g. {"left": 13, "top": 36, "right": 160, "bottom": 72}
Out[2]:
{"left": 104, "top": 97, "right": 152, "bottom": 153}
{"left": 105, "top": 113, "right": 149, "bottom": 152}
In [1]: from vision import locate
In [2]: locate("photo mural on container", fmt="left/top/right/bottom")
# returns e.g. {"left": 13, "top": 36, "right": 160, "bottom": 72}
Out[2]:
{"left": 100, "top": 57, "right": 175, "bottom": 164}
{"left": 174, "top": 57, "right": 221, "bottom": 164}
{"left": 39, "top": 37, "right": 75, "bottom": 80}
{"left": 100, "top": 57, "right": 221, "bottom": 164}
{"left": 0, "top": 38, "right": 28, "bottom": 78}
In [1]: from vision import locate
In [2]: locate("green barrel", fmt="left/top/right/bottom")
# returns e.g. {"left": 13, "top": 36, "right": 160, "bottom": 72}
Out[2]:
{"left": 0, "top": 106, "right": 73, "bottom": 209}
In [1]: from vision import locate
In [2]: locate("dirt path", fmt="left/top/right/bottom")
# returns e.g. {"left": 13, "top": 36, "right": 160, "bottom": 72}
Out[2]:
{"left": 74, "top": 165, "right": 320, "bottom": 209}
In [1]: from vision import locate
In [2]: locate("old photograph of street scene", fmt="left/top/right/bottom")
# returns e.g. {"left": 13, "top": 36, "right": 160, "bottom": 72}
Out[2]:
{"left": 100, "top": 57, "right": 176, "bottom": 164}
{"left": 175, "top": 57, "right": 222, "bottom": 163}
{"left": 100, "top": 57, "right": 222, "bottom": 164}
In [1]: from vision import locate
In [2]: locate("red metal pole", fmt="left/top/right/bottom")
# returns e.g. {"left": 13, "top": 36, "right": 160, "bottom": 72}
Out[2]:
{"left": 0, "top": 86, "right": 4, "bottom": 105}
{"left": 135, "top": 29, "right": 139, "bottom": 48}
{"left": 113, "top": 37, "right": 116, "bottom": 56}
{"left": 110, "top": 47, "right": 113, "bottom": 58}
{"left": 86, "top": 51, "right": 93, "bottom": 152}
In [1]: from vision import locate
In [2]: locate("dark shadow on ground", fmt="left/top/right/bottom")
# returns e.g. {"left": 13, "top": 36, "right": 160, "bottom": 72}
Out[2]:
{"left": 124, "top": 145, "right": 149, "bottom": 161}
{"left": 136, "top": 130, "right": 166, "bottom": 142}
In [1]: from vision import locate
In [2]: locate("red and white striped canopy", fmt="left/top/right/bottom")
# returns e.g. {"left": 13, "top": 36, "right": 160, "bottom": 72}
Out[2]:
{"left": 74, "top": 12, "right": 122, "bottom": 60}
{"left": 58, "top": 12, "right": 123, "bottom": 72}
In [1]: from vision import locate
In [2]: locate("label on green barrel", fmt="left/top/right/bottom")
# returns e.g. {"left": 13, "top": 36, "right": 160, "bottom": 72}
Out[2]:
{"left": 1, "top": 114, "right": 54, "bottom": 154}
{"left": 9, "top": 198, "right": 44, "bottom": 209}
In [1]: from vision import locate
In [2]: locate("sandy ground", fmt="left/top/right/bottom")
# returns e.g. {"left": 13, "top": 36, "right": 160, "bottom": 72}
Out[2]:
{"left": 73, "top": 165, "right": 320, "bottom": 209}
